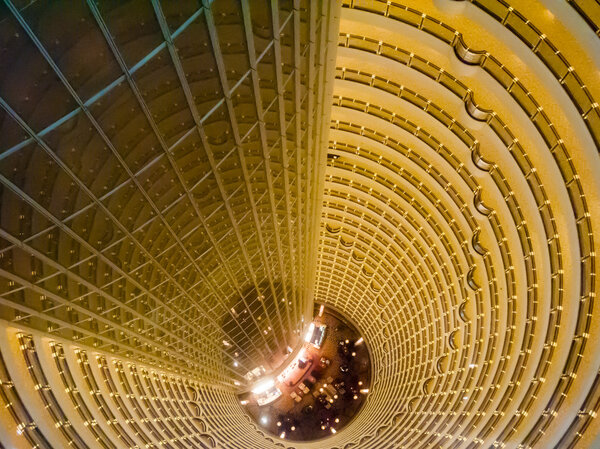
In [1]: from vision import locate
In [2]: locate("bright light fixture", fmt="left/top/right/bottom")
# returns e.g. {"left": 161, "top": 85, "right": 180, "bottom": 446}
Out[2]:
{"left": 304, "top": 322, "right": 315, "bottom": 342}
{"left": 298, "top": 348, "right": 306, "bottom": 359}
{"left": 252, "top": 378, "right": 275, "bottom": 394}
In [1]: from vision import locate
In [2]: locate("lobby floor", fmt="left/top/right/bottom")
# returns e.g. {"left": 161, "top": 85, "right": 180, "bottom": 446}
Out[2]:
{"left": 241, "top": 305, "right": 372, "bottom": 442}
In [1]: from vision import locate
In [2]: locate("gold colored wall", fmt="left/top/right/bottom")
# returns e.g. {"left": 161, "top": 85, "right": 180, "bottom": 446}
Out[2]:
{"left": 0, "top": 0, "right": 599, "bottom": 448}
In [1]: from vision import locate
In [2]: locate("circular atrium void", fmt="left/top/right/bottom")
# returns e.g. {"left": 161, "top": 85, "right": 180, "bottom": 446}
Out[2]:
{"left": 238, "top": 305, "right": 372, "bottom": 442}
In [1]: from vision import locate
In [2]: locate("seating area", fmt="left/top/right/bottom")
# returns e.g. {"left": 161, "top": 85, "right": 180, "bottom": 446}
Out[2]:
{"left": 240, "top": 305, "right": 372, "bottom": 441}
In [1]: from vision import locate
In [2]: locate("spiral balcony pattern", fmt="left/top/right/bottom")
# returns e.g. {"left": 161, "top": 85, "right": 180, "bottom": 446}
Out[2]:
{"left": 0, "top": 1, "right": 599, "bottom": 448}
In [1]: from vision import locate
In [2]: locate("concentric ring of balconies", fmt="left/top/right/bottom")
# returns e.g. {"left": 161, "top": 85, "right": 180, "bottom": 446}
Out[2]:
{"left": 304, "top": 1, "right": 598, "bottom": 448}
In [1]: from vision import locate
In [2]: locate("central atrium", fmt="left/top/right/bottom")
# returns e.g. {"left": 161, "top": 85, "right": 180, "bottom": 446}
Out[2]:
{"left": 0, "top": 0, "right": 599, "bottom": 448}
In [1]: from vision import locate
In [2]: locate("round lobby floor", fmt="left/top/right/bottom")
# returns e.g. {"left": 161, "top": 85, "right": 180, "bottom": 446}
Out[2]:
{"left": 239, "top": 304, "right": 372, "bottom": 442}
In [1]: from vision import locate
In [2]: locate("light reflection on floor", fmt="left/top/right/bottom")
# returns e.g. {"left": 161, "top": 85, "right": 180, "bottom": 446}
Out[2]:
{"left": 239, "top": 305, "right": 372, "bottom": 442}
